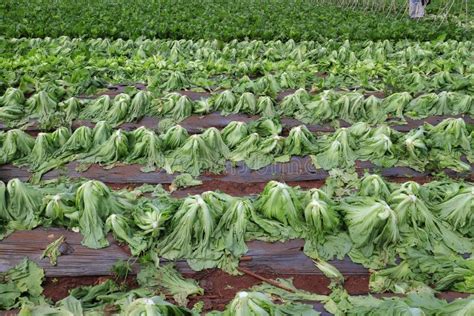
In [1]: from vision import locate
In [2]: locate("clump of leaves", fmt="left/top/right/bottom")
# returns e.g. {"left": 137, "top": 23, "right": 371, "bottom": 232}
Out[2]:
{"left": 221, "top": 121, "right": 249, "bottom": 148}
{"left": 340, "top": 197, "right": 399, "bottom": 257}
{"left": 313, "top": 128, "right": 356, "bottom": 170}
{"left": 111, "top": 260, "right": 133, "bottom": 285}
{"left": 76, "top": 180, "right": 134, "bottom": 249}
{"left": 137, "top": 263, "right": 203, "bottom": 306}
{"left": 80, "top": 95, "right": 112, "bottom": 121}
{"left": 284, "top": 125, "right": 318, "bottom": 156}
{"left": 0, "top": 258, "right": 45, "bottom": 310}
{"left": 167, "top": 133, "right": 227, "bottom": 176}
{"left": 26, "top": 90, "right": 61, "bottom": 128}
{"left": 169, "top": 173, "right": 202, "bottom": 192}
{"left": 160, "top": 124, "right": 189, "bottom": 150}
{"left": 4, "top": 179, "right": 42, "bottom": 230}
{"left": 106, "top": 214, "right": 147, "bottom": 256}
{"left": 122, "top": 296, "right": 194, "bottom": 315}
{"left": 303, "top": 189, "right": 340, "bottom": 242}
{"left": 126, "top": 127, "right": 164, "bottom": 172}
{"left": 213, "top": 198, "right": 252, "bottom": 273}
{"left": 157, "top": 93, "right": 194, "bottom": 121}
{"left": 214, "top": 290, "right": 318, "bottom": 316}
{"left": 41, "top": 235, "right": 66, "bottom": 266}
{"left": 157, "top": 193, "right": 222, "bottom": 264}
{"left": 358, "top": 174, "right": 391, "bottom": 199}
{"left": 81, "top": 129, "right": 129, "bottom": 167}
{"left": 254, "top": 181, "right": 304, "bottom": 234}
{"left": 0, "top": 129, "right": 35, "bottom": 164}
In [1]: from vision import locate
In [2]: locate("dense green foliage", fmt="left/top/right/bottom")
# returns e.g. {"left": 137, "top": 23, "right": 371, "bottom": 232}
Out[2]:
{"left": 1, "top": 118, "right": 472, "bottom": 179}
{"left": 0, "top": 1, "right": 473, "bottom": 313}
{"left": 1, "top": 87, "right": 473, "bottom": 129}
{"left": 0, "top": 175, "right": 472, "bottom": 293}
{"left": 5, "top": 258, "right": 472, "bottom": 315}
{"left": 0, "top": 0, "right": 471, "bottom": 41}
{"left": 314, "top": 0, "right": 474, "bottom": 16}
{"left": 1, "top": 37, "right": 473, "bottom": 98}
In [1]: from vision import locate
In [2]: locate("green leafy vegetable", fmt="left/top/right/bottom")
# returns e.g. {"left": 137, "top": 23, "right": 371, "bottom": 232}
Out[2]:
{"left": 340, "top": 197, "right": 399, "bottom": 257}
{"left": 76, "top": 180, "right": 134, "bottom": 248}
{"left": 106, "top": 214, "right": 146, "bottom": 256}
{"left": 314, "top": 128, "right": 356, "bottom": 170}
{"left": 41, "top": 236, "right": 66, "bottom": 266}
{"left": 0, "top": 258, "right": 45, "bottom": 310}
{"left": 170, "top": 174, "right": 203, "bottom": 192}
{"left": 255, "top": 181, "right": 304, "bottom": 234}
{"left": 137, "top": 264, "right": 203, "bottom": 306}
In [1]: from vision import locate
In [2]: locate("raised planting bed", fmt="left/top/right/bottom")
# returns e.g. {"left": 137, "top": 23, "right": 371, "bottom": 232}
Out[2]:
{"left": 0, "top": 228, "right": 469, "bottom": 314}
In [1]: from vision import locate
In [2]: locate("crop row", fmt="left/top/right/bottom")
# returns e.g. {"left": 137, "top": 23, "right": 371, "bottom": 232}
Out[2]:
{"left": 4, "top": 37, "right": 472, "bottom": 61}
{"left": 1, "top": 38, "right": 472, "bottom": 96}
{"left": 1, "top": 0, "right": 471, "bottom": 41}
{"left": 1, "top": 88, "right": 473, "bottom": 129}
{"left": 1, "top": 117, "right": 472, "bottom": 179}
{"left": 2, "top": 68, "right": 471, "bottom": 102}
{"left": 1, "top": 175, "right": 472, "bottom": 292}
{"left": 4, "top": 257, "right": 472, "bottom": 315}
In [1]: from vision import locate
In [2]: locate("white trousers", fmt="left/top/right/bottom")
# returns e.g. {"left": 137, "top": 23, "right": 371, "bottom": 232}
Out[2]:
{"left": 409, "top": 0, "right": 425, "bottom": 18}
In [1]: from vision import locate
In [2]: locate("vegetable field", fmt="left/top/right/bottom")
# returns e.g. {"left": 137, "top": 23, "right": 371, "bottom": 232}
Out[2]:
{"left": 0, "top": 1, "right": 473, "bottom": 315}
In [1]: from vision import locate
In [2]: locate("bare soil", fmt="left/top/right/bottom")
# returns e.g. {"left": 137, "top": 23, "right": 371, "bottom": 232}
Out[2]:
{"left": 40, "top": 272, "right": 468, "bottom": 313}
{"left": 40, "top": 272, "right": 369, "bottom": 312}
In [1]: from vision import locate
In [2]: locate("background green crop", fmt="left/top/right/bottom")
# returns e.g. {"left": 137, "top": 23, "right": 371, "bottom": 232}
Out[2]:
{"left": 0, "top": 0, "right": 471, "bottom": 41}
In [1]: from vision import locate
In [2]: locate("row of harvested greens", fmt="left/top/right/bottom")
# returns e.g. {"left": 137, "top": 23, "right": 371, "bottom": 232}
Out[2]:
{"left": 4, "top": 36, "right": 473, "bottom": 61}
{"left": 2, "top": 38, "right": 473, "bottom": 97}
{"left": 0, "top": 87, "right": 473, "bottom": 129}
{"left": 0, "top": 174, "right": 472, "bottom": 291}
{"left": 0, "top": 117, "right": 472, "bottom": 179}
{"left": 3, "top": 67, "right": 471, "bottom": 104}
{"left": 2, "top": 257, "right": 472, "bottom": 315}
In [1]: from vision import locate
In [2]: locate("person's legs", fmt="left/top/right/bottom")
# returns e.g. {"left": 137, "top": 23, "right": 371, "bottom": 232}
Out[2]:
{"left": 409, "top": 0, "right": 425, "bottom": 18}
{"left": 409, "top": 0, "right": 416, "bottom": 17}
{"left": 418, "top": 3, "right": 425, "bottom": 17}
